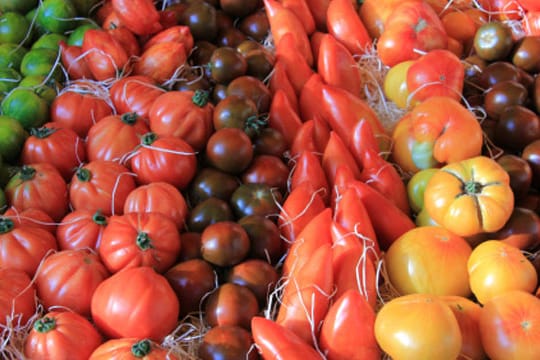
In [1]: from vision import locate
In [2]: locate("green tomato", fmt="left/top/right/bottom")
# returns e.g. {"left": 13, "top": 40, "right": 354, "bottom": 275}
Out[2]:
{"left": 36, "top": 0, "right": 78, "bottom": 34}
{"left": 25, "top": 8, "right": 46, "bottom": 40}
{"left": 0, "top": 0, "right": 38, "bottom": 14}
{"left": 20, "top": 48, "right": 63, "bottom": 81}
{"left": 19, "top": 75, "right": 61, "bottom": 105}
{"left": 0, "top": 115, "right": 26, "bottom": 163}
{"left": 1, "top": 88, "right": 49, "bottom": 130}
{"left": 67, "top": 22, "right": 99, "bottom": 47}
{"left": 31, "top": 33, "right": 68, "bottom": 51}
{"left": 0, "top": 12, "right": 32, "bottom": 46}
{"left": 406, "top": 168, "right": 439, "bottom": 213}
{"left": 0, "top": 43, "right": 28, "bottom": 69}
{"left": 0, "top": 67, "right": 21, "bottom": 95}
{"left": 415, "top": 207, "right": 440, "bottom": 227}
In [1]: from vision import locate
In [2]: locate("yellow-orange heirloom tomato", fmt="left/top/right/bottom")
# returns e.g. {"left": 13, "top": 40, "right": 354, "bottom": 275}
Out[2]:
{"left": 424, "top": 156, "right": 514, "bottom": 237}
{"left": 392, "top": 96, "right": 483, "bottom": 174}
{"left": 467, "top": 240, "right": 538, "bottom": 305}
{"left": 374, "top": 293, "right": 462, "bottom": 360}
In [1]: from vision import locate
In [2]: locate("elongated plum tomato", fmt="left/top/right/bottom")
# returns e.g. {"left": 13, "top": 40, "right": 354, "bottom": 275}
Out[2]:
{"left": 375, "top": 293, "right": 462, "bottom": 360}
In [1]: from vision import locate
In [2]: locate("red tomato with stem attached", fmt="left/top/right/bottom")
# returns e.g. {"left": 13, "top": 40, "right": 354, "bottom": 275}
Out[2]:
{"left": 56, "top": 210, "right": 108, "bottom": 251}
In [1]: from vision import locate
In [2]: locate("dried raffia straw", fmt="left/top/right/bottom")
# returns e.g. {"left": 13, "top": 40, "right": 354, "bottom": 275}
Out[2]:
{"left": 161, "top": 313, "right": 209, "bottom": 360}
{"left": 375, "top": 255, "right": 402, "bottom": 312}
{"left": 0, "top": 303, "right": 44, "bottom": 360}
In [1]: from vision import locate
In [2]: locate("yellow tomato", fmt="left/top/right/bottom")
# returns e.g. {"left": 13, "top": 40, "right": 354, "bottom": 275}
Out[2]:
{"left": 383, "top": 60, "right": 415, "bottom": 109}
{"left": 467, "top": 240, "right": 538, "bottom": 304}
{"left": 424, "top": 156, "right": 514, "bottom": 237}
{"left": 385, "top": 226, "right": 472, "bottom": 297}
{"left": 375, "top": 293, "right": 462, "bottom": 360}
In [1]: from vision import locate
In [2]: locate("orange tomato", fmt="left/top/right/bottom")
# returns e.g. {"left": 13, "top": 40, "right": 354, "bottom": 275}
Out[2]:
{"left": 479, "top": 290, "right": 540, "bottom": 359}
{"left": 467, "top": 240, "right": 538, "bottom": 304}
{"left": 385, "top": 226, "right": 473, "bottom": 297}
{"left": 375, "top": 293, "right": 462, "bottom": 359}
{"left": 391, "top": 97, "right": 483, "bottom": 174}
{"left": 440, "top": 295, "right": 487, "bottom": 360}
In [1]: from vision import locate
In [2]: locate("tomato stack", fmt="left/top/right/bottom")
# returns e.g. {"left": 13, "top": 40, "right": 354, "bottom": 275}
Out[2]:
{"left": 1, "top": 0, "right": 540, "bottom": 359}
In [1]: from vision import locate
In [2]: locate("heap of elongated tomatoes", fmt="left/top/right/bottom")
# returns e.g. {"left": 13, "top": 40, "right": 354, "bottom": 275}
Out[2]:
{"left": 1, "top": 0, "right": 540, "bottom": 359}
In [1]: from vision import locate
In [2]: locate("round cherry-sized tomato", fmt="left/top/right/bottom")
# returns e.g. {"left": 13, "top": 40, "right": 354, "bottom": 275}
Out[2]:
{"left": 89, "top": 338, "right": 180, "bottom": 359}
{"left": 424, "top": 156, "right": 514, "bottom": 237}
{"left": 479, "top": 290, "right": 540, "bottom": 360}
{"left": 35, "top": 249, "right": 110, "bottom": 317}
{"left": 91, "top": 266, "right": 179, "bottom": 341}
{"left": 468, "top": 240, "right": 538, "bottom": 304}
{"left": 385, "top": 226, "right": 473, "bottom": 297}
{"left": 0, "top": 267, "right": 36, "bottom": 327}
{"left": 375, "top": 293, "right": 462, "bottom": 360}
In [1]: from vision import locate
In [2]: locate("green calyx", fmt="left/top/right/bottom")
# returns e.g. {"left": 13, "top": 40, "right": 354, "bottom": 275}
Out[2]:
{"left": 131, "top": 339, "right": 152, "bottom": 357}
{"left": 29, "top": 126, "right": 57, "bottom": 139}
{"left": 192, "top": 89, "right": 209, "bottom": 107}
{"left": 34, "top": 316, "right": 56, "bottom": 333}
{"left": 92, "top": 211, "right": 107, "bottom": 226}
{"left": 0, "top": 218, "right": 15, "bottom": 234}
{"left": 141, "top": 132, "right": 157, "bottom": 146}
{"left": 121, "top": 112, "right": 139, "bottom": 125}
{"left": 464, "top": 180, "right": 484, "bottom": 195}
{"left": 76, "top": 167, "right": 92, "bottom": 182}
{"left": 18, "top": 165, "right": 37, "bottom": 181}
{"left": 136, "top": 232, "right": 153, "bottom": 250}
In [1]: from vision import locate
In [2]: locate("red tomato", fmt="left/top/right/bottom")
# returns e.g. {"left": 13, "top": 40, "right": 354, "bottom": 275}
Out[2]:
{"left": 91, "top": 266, "right": 179, "bottom": 341}
{"left": 268, "top": 89, "right": 302, "bottom": 147}
{"left": 5, "top": 163, "right": 69, "bottom": 222}
{"left": 326, "top": 0, "right": 372, "bottom": 55}
{"left": 35, "top": 249, "right": 110, "bottom": 317}
{"left": 107, "top": 25, "right": 140, "bottom": 58}
{"left": 89, "top": 338, "right": 180, "bottom": 359}
{"left": 24, "top": 311, "right": 102, "bottom": 360}
{"left": 21, "top": 122, "right": 86, "bottom": 181}
{"left": 377, "top": 1, "right": 448, "bottom": 67}
{"left": 0, "top": 218, "right": 57, "bottom": 277}
{"left": 523, "top": 11, "right": 540, "bottom": 35}
{"left": 56, "top": 210, "right": 108, "bottom": 251}
{"left": 50, "top": 83, "right": 114, "bottom": 138}
{"left": 129, "top": 133, "right": 197, "bottom": 189}
{"left": 109, "top": 75, "right": 165, "bottom": 120}
{"left": 319, "top": 290, "right": 380, "bottom": 360}
{"left": 518, "top": 0, "right": 540, "bottom": 11}
{"left": 99, "top": 212, "right": 181, "bottom": 273}
{"left": 479, "top": 290, "right": 540, "bottom": 359}
{"left": 148, "top": 90, "right": 214, "bottom": 151}
{"left": 58, "top": 41, "right": 94, "bottom": 80}
{"left": 123, "top": 182, "right": 188, "bottom": 230}
{"left": 288, "top": 150, "right": 330, "bottom": 204}
{"left": 69, "top": 160, "right": 136, "bottom": 216}
{"left": 0, "top": 267, "right": 36, "bottom": 326}
{"left": 3, "top": 206, "right": 56, "bottom": 235}
{"left": 133, "top": 42, "right": 187, "bottom": 84}
{"left": 111, "top": 0, "right": 162, "bottom": 35}
{"left": 142, "top": 25, "right": 194, "bottom": 53}
{"left": 86, "top": 112, "right": 149, "bottom": 163}
{"left": 81, "top": 29, "right": 130, "bottom": 81}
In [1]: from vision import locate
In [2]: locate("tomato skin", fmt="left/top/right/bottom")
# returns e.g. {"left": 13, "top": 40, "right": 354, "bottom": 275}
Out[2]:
{"left": 149, "top": 90, "right": 214, "bottom": 151}
{"left": 56, "top": 210, "right": 108, "bottom": 251}
{"left": 385, "top": 226, "right": 473, "bottom": 297}
{"left": 375, "top": 293, "right": 462, "bottom": 360}
{"left": 111, "top": 0, "right": 162, "bottom": 36}
{"left": 123, "top": 182, "right": 188, "bottom": 230}
{"left": 21, "top": 122, "right": 86, "bottom": 182}
{"left": 377, "top": 1, "right": 448, "bottom": 67}
{"left": 35, "top": 249, "right": 110, "bottom": 317}
{"left": 468, "top": 240, "right": 538, "bottom": 304}
{"left": 129, "top": 133, "right": 197, "bottom": 190}
{"left": 81, "top": 29, "right": 130, "bottom": 81}
{"left": 3, "top": 207, "right": 56, "bottom": 235}
{"left": 99, "top": 212, "right": 182, "bottom": 274}
{"left": 133, "top": 42, "right": 187, "bottom": 84}
{"left": 0, "top": 267, "right": 36, "bottom": 326}
{"left": 69, "top": 160, "right": 136, "bottom": 217}
{"left": 89, "top": 338, "right": 180, "bottom": 359}
{"left": 24, "top": 311, "right": 102, "bottom": 360}
{"left": 5, "top": 163, "right": 69, "bottom": 222}
{"left": 86, "top": 113, "right": 149, "bottom": 163}
{"left": 109, "top": 75, "right": 165, "bottom": 120}
{"left": 58, "top": 41, "right": 94, "bottom": 80}
{"left": 326, "top": 0, "right": 372, "bottom": 55}
{"left": 91, "top": 266, "right": 180, "bottom": 341}
{"left": 424, "top": 156, "right": 515, "bottom": 237}
{"left": 142, "top": 25, "right": 194, "bottom": 53}
{"left": 479, "top": 290, "right": 540, "bottom": 360}
{"left": 50, "top": 85, "right": 115, "bottom": 138}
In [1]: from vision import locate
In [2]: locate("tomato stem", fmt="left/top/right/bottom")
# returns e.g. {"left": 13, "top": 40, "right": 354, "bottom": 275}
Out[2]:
{"left": 121, "top": 112, "right": 139, "bottom": 125}
{"left": 30, "top": 127, "right": 57, "bottom": 138}
{"left": 245, "top": 114, "right": 268, "bottom": 138}
{"left": 34, "top": 317, "right": 56, "bottom": 333}
{"left": 0, "top": 218, "right": 15, "bottom": 234}
{"left": 141, "top": 132, "right": 157, "bottom": 146}
{"left": 92, "top": 211, "right": 108, "bottom": 226}
{"left": 464, "top": 181, "right": 483, "bottom": 194}
{"left": 131, "top": 339, "right": 152, "bottom": 357}
{"left": 18, "top": 165, "right": 37, "bottom": 181}
{"left": 136, "top": 232, "right": 153, "bottom": 250}
{"left": 192, "top": 89, "right": 209, "bottom": 107}
{"left": 76, "top": 168, "right": 92, "bottom": 182}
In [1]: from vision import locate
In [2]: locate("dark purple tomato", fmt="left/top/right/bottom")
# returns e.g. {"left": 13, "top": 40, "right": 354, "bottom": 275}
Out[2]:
{"left": 187, "top": 197, "right": 235, "bottom": 233}
{"left": 238, "top": 10, "right": 269, "bottom": 42}
{"left": 488, "top": 206, "right": 540, "bottom": 251}
{"left": 219, "top": 0, "right": 260, "bottom": 18}
{"left": 243, "top": 48, "right": 275, "bottom": 81}
{"left": 512, "top": 36, "right": 540, "bottom": 73}
{"left": 179, "top": 1, "right": 218, "bottom": 42}
{"left": 522, "top": 139, "right": 540, "bottom": 189}
{"left": 227, "top": 259, "right": 279, "bottom": 306}
{"left": 204, "top": 283, "right": 259, "bottom": 329}
{"left": 205, "top": 127, "right": 254, "bottom": 174}
{"left": 473, "top": 21, "right": 514, "bottom": 61}
{"left": 213, "top": 95, "right": 258, "bottom": 131}
{"left": 177, "top": 232, "right": 203, "bottom": 262}
{"left": 165, "top": 258, "right": 216, "bottom": 317}
{"left": 201, "top": 221, "right": 250, "bottom": 267}
{"left": 494, "top": 105, "right": 540, "bottom": 152}
{"left": 226, "top": 75, "right": 272, "bottom": 113}
{"left": 484, "top": 80, "right": 529, "bottom": 120}
{"left": 188, "top": 167, "right": 240, "bottom": 206}
{"left": 199, "top": 325, "right": 258, "bottom": 360}
{"left": 208, "top": 46, "right": 247, "bottom": 84}
{"left": 237, "top": 214, "right": 283, "bottom": 264}
{"left": 216, "top": 27, "right": 247, "bottom": 48}
{"left": 477, "top": 61, "right": 521, "bottom": 89}
{"left": 496, "top": 154, "right": 533, "bottom": 200}
{"left": 229, "top": 183, "right": 282, "bottom": 219}
{"left": 241, "top": 154, "right": 289, "bottom": 193}
{"left": 252, "top": 127, "right": 289, "bottom": 157}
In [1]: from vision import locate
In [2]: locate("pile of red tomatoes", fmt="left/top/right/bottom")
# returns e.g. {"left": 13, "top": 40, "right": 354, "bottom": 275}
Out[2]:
{"left": 1, "top": 0, "right": 540, "bottom": 359}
